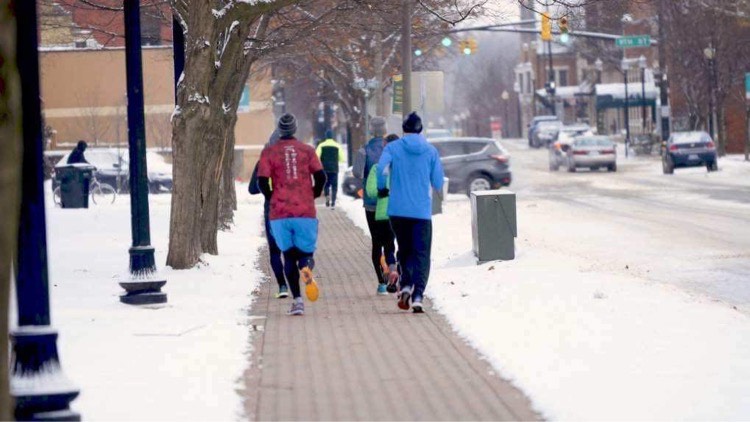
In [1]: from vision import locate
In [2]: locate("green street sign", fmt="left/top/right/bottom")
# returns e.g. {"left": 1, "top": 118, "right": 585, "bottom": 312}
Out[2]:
{"left": 392, "top": 74, "right": 403, "bottom": 114}
{"left": 616, "top": 35, "right": 651, "bottom": 49}
{"left": 746, "top": 73, "right": 750, "bottom": 101}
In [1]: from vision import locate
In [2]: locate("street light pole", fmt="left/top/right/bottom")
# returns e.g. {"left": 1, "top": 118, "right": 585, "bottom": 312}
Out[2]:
{"left": 12, "top": 0, "right": 80, "bottom": 419}
{"left": 172, "top": 17, "right": 185, "bottom": 101}
{"left": 121, "top": 0, "right": 167, "bottom": 305}
{"left": 402, "top": 0, "right": 412, "bottom": 118}
{"left": 622, "top": 60, "right": 631, "bottom": 158}
{"left": 594, "top": 58, "right": 603, "bottom": 134}
{"left": 639, "top": 55, "right": 647, "bottom": 134}
{"left": 704, "top": 45, "right": 717, "bottom": 141}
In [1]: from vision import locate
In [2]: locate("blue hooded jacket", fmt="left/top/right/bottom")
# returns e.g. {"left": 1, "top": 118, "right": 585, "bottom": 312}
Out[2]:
{"left": 376, "top": 133, "right": 444, "bottom": 220}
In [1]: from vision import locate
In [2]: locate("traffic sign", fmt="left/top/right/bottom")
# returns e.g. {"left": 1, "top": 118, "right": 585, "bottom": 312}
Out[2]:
{"left": 616, "top": 35, "right": 651, "bottom": 48}
{"left": 392, "top": 74, "right": 403, "bottom": 114}
{"left": 745, "top": 73, "right": 750, "bottom": 101}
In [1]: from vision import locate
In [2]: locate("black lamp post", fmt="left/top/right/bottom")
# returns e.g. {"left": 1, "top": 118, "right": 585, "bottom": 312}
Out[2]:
{"left": 173, "top": 17, "right": 185, "bottom": 100}
{"left": 639, "top": 55, "right": 647, "bottom": 134}
{"left": 12, "top": 1, "right": 80, "bottom": 419}
{"left": 703, "top": 45, "right": 717, "bottom": 140}
{"left": 622, "top": 59, "right": 631, "bottom": 158}
{"left": 119, "top": 0, "right": 167, "bottom": 305}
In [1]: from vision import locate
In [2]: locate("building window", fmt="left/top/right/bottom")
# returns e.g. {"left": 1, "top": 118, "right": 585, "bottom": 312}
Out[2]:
{"left": 557, "top": 69, "right": 569, "bottom": 87}
{"left": 518, "top": 73, "right": 525, "bottom": 94}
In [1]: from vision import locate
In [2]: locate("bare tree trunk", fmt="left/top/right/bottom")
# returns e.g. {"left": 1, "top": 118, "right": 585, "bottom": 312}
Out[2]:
{"left": 219, "top": 115, "right": 238, "bottom": 231}
{"left": 745, "top": 105, "right": 750, "bottom": 161}
{"left": 0, "top": 1, "right": 21, "bottom": 417}
{"left": 347, "top": 94, "right": 368, "bottom": 153}
{"left": 167, "top": 6, "right": 268, "bottom": 269}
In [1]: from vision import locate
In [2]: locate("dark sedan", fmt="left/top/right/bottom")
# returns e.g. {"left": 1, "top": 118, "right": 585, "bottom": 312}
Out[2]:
{"left": 662, "top": 131, "right": 718, "bottom": 174}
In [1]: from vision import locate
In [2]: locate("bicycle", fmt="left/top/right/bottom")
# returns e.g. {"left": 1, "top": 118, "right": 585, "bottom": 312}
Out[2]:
{"left": 53, "top": 175, "right": 117, "bottom": 206}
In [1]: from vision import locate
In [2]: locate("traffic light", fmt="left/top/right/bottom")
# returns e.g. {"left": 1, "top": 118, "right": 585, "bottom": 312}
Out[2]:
{"left": 559, "top": 16, "right": 570, "bottom": 43}
{"left": 468, "top": 38, "right": 478, "bottom": 54}
{"left": 459, "top": 38, "right": 477, "bottom": 55}
{"left": 541, "top": 13, "right": 552, "bottom": 41}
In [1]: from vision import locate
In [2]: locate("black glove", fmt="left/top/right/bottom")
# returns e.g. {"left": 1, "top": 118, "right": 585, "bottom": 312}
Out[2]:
{"left": 378, "top": 188, "right": 390, "bottom": 198}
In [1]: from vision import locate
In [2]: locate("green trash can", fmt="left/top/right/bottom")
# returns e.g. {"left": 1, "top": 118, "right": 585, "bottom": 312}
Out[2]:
{"left": 471, "top": 190, "right": 517, "bottom": 262}
{"left": 55, "top": 164, "right": 95, "bottom": 208}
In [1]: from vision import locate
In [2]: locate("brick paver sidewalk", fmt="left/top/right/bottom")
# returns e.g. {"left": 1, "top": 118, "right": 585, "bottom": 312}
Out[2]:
{"left": 243, "top": 207, "right": 539, "bottom": 421}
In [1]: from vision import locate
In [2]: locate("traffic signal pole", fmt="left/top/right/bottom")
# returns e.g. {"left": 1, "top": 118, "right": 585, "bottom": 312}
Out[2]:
{"left": 547, "top": 40, "right": 555, "bottom": 115}
{"left": 401, "top": 0, "right": 412, "bottom": 118}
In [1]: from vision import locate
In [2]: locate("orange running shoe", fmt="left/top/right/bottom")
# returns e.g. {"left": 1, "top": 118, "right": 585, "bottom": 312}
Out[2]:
{"left": 301, "top": 266, "right": 319, "bottom": 302}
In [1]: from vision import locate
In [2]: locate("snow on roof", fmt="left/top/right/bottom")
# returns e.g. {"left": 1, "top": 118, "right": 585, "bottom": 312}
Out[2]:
{"left": 595, "top": 82, "right": 658, "bottom": 99}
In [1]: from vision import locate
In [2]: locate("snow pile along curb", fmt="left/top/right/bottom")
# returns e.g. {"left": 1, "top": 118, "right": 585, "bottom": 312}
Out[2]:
{"left": 42, "top": 185, "right": 266, "bottom": 420}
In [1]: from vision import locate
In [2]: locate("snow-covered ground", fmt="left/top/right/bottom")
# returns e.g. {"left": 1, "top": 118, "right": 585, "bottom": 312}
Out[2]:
{"left": 32, "top": 184, "right": 265, "bottom": 420}
{"left": 338, "top": 145, "right": 750, "bottom": 420}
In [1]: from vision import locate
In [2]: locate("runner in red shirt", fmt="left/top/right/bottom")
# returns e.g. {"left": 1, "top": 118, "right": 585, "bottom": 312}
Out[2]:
{"left": 258, "top": 114, "right": 326, "bottom": 316}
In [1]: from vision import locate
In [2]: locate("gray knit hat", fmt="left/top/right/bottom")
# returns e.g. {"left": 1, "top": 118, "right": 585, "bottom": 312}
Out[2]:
{"left": 370, "top": 116, "right": 387, "bottom": 137}
{"left": 277, "top": 113, "right": 297, "bottom": 138}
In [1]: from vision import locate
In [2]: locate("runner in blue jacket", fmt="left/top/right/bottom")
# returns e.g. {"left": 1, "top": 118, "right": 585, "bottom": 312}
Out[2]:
{"left": 376, "top": 112, "right": 444, "bottom": 313}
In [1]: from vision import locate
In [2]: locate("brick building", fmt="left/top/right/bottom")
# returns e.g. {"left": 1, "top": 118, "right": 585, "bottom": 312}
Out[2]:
{"left": 38, "top": 1, "right": 275, "bottom": 179}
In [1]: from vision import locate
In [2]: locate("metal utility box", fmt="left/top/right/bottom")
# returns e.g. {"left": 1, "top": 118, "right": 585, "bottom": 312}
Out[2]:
{"left": 471, "top": 190, "right": 517, "bottom": 262}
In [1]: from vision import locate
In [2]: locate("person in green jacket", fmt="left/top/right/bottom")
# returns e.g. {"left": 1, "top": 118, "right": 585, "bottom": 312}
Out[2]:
{"left": 315, "top": 130, "right": 345, "bottom": 208}
{"left": 365, "top": 134, "right": 400, "bottom": 295}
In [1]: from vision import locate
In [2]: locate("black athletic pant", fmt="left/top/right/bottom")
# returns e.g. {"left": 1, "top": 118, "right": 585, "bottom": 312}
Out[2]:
{"left": 365, "top": 210, "right": 396, "bottom": 285}
{"left": 390, "top": 216, "right": 432, "bottom": 299}
{"left": 323, "top": 171, "right": 338, "bottom": 205}
{"left": 282, "top": 247, "right": 314, "bottom": 299}
{"left": 264, "top": 201, "right": 286, "bottom": 288}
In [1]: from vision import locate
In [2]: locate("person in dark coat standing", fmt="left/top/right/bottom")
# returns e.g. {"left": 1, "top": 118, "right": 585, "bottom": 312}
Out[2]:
{"left": 249, "top": 130, "right": 289, "bottom": 298}
{"left": 67, "top": 140, "right": 90, "bottom": 164}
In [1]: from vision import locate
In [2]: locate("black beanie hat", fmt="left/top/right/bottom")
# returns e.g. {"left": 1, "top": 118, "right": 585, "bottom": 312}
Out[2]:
{"left": 402, "top": 112, "right": 423, "bottom": 134}
{"left": 278, "top": 113, "right": 297, "bottom": 138}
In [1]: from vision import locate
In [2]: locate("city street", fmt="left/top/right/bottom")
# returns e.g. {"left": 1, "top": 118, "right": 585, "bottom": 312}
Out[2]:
{"left": 505, "top": 139, "right": 750, "bottom": 314}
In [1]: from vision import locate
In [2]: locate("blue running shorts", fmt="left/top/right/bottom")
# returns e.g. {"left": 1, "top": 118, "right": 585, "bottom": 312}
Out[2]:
{"left": 269, "top": 218, "right": 319, "bottom": 253}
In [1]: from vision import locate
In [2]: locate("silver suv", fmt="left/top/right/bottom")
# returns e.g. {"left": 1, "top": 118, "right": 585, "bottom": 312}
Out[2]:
{"left": 429, "top": 137, "right": 512, "bottom": 194}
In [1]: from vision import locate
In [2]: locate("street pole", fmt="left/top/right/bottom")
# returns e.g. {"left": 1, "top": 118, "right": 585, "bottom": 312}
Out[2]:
{"left": 640, "top": 56, "right": 647, "bottom": 134}
{"left": 402, "top": 0, "right": 412, "bottom": 118}
{"left": 12, "top": 0, "right": 80, "bottom": 419}
{"left": 708, "top": 58, "right": 716, "bottom": 140}
{"left": 172, "top": 17, "right": 185, "bottom": 101}
{"left": 547, "top": 39, "right": 555, "bottom": 115}
{"left": 656, "top": 0, "right": 670, "bottom": 141}
{"left": 121, "top": 0, "right": 167, "bottom": 305}
{"left": 623, "top": 66, "right": 631, "bottom": 158}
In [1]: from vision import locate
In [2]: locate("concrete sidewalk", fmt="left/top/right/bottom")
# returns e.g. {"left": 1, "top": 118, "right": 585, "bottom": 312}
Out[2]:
{"left": 243, "top": 207, "right": 539, "bottom": 421}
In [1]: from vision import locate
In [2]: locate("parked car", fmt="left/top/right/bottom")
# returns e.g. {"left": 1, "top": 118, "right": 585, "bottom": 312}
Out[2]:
{"left": 549, "top": 135, "right": 617, "bottom": 172}
{"left": 425, "top": 128, "right": 452, "bottom": 139}
{"left": 342, "top": 166, "right": 362, "bottom": 198}
{"left": 52, "top": 148, "right": 173, "bottom": 193}
{"left": 662, "top": 131, "right": 718, "bottom": 174}
{"left": 528, "top": 115, "right": 559, "bottom": 147}
{"left": 429, "top": 137, "right": 511, "bottom": 194}
{"left": 531, "top": 119, "right": 562, "bottom": 148}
